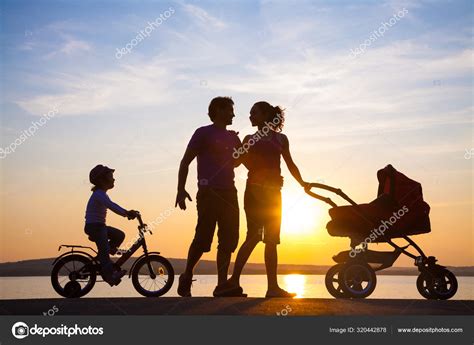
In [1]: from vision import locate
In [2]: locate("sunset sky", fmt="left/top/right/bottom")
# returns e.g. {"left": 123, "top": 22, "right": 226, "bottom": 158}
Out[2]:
{"left": 1, "top": 0, "right": 472, "bottom": 267}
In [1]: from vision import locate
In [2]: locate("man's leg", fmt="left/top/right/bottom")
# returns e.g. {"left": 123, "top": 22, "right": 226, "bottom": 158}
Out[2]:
{"left": 216, "top": 249, "right": 231, "bottom": 285}
{"left": 178, "top": 188, "right": 216, "bottom": 297}
{"left": 183, "top": 242, "right": 204, "bottom": 278}
{"left": 215, "top": 189, "right": 239, "bottom": 288}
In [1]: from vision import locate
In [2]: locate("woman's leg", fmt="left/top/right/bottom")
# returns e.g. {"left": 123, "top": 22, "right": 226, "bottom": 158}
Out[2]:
{"left": 229, "top": 186, "right": 262, "bottom": 286}
{"left": 262, "top": 188, "right": 295, "bottom": 296}
{"left": 229, "top": 236, "right": 260, "bottom": 286}
{"left": 265, "top": 243, "right": 279, "bottom": 290}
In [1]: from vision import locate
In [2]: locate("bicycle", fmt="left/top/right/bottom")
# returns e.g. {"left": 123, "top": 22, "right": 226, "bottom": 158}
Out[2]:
{"left": 51, "top": 213, "right": 174, "bottom": 298}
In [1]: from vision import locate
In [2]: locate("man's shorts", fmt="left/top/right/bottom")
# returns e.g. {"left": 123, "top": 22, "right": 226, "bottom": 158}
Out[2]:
{"left": 244, "top": 184, "right": 282, "bottom": 245}
{"left": 191, "top": 187, "right": 239, "bottom": 253}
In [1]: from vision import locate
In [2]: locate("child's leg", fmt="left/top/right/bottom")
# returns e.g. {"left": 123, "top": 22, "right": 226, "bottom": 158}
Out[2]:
{"left": 105, "top": 226, "right": 125, "bottom": 253}
{"left": 88, "top": 225, "right": 114, "bottom": 277}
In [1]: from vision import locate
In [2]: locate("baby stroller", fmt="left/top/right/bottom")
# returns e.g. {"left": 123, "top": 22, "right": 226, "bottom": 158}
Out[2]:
{"left": 305, "top": 164, "right": 458, "bottom": 300}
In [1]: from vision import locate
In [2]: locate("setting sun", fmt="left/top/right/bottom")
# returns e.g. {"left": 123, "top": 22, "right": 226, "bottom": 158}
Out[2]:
{"left": 281, "top": 189, "right": 324, "bottom": 236}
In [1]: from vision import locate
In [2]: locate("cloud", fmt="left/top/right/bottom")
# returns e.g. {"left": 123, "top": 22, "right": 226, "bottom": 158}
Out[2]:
{"left": 182, "top": 3, "right": 226, "bottom": 29}
{"left": 44, "top": 36, "right": 91, "bottom": 59}
{"left": 16, "top": 59, "right": 173, "bottom": 116}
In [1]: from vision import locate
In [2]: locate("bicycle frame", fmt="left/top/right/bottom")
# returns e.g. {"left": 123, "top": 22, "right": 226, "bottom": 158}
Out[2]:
{"left": 54, "top": 214, "right": 157, "bottom": 274}
{"left": 114, "top": 214, "right": 152, "bottom": 265}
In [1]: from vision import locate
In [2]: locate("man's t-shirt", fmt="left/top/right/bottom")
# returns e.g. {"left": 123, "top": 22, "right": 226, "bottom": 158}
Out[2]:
{"left": 187, "top": 124, "right": 241, "bottom": 189}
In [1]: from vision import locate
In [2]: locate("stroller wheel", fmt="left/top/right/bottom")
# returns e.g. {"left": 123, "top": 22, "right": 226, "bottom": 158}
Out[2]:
{"left": 325, "top": 264, "right": 350, "bottom": 298}
{"left": 429, "top": 269, "right": 458, "bottom": 300}
{"left": 339, "top": 263, "right": 377, "bottom": 298}
{"left": 416, "top": 272, "right": 437, "bottom": 299}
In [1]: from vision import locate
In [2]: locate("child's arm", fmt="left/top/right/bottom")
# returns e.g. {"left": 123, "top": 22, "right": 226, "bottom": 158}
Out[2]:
{"left": 97, "top": 191, "right": 131, "bottom": 217}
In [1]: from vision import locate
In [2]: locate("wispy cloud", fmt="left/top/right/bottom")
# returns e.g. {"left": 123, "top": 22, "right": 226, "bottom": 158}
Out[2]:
{"left": 16, "top": 59, "right": 173, "bottom": 115}
{"left": 182, "top": 3, "right": 226, "bottom": 29}
{"left": 44, "top": 35, "right": 91, "bottom": 59}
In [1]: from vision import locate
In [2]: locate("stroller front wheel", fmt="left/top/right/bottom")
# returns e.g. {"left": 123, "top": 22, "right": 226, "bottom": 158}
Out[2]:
{"left": 416, "top": 272, "right": 437, "bottom": 299}
{"left": 417, "top": 268, "right": 458, "bottom": 300}
{"left": 339, "top": 263, "right": 377, "bottom": 299}
{"left": 325, "top": 264, "right": 350, "bottom": 299}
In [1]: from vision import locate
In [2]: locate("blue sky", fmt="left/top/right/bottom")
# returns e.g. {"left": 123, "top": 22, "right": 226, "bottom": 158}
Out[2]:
{"left": 0, "top": 0, "right": 472, "bottom": 264}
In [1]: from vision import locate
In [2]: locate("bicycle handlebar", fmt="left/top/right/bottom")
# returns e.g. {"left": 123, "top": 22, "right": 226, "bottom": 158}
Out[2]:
{"left": 136, "top": 213, "right": 144, "bottom": 227}
{"left": 135, "top": 212, "right": 153, "bottom": 235}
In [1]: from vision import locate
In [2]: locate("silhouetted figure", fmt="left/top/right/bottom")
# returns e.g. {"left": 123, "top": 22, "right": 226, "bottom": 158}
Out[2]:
{"left": 175, "top": 97, "right": 243, "bottom": 297}
{"left": 223, "top": 102, "right": 309, "bottom": 297}
{"left": 84, "top": 165, "right": 139, "bottom": 286}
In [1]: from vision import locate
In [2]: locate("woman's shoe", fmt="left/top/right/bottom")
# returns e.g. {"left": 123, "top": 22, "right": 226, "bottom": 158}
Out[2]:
{"left": 265, "top": 287, "right": 296, "bottom": 298}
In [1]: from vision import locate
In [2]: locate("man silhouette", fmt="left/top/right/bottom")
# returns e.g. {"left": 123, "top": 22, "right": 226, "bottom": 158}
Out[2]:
{"left": 175, "top": 96, "right": 243, "bottom": 297}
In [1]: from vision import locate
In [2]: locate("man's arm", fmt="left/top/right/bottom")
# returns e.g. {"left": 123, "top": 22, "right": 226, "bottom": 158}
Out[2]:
{"left": 281, "top": 134, "right": 308, "bottom": 188}
{"left": 175, "top": 147, "right": 198, "bottom": 210}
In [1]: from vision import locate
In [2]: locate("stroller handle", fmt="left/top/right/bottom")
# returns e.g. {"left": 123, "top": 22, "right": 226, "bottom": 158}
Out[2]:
{"left": 305, "top": 182, "right": 359, "bottom": 208}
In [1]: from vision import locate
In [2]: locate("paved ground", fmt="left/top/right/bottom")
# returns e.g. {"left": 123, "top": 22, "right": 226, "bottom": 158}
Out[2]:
{"left": 1, "top": 298, "right": 473, "bottom": 315}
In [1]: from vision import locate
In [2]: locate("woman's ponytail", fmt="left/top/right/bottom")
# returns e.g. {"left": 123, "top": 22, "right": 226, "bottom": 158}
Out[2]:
{"left": 255, "top": 101, "right": 285, "bottom": 132}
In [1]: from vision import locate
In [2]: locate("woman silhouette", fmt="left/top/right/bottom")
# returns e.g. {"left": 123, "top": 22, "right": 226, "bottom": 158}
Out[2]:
{"left": 224, "top": 101, "right": 308, "bottom": 297}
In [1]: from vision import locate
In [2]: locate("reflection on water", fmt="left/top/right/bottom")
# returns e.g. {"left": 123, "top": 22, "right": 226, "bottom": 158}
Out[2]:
{"left": 1, "top": 275, "right": 473, "bottom": 300}
{"left": 283, "top": 274, "right": 306, "bottom": 298}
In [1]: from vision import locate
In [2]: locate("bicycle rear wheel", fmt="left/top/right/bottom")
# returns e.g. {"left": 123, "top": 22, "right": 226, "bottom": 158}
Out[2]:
{"left": 131, "top": 255, "right": 174, "bottom": 297}
{"left": 51, "top": 254, "right": 96, "bottom": 298}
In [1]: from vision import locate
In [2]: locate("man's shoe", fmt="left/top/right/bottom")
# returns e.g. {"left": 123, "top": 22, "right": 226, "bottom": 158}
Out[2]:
{"left": 213, "top": 281, "right": 247, "bottom": 297}
{"left": 177, "top": 274, "right": 194, "bottom": 297}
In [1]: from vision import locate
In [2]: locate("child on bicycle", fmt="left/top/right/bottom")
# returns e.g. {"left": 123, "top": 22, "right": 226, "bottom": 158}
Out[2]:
{"left": 85, "top": 164, "right": 139, "bottom": 286}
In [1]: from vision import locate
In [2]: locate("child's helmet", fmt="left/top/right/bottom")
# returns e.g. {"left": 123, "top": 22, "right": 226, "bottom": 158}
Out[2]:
{"left": 89, "top": 165, "right": 115, "bottom": 184}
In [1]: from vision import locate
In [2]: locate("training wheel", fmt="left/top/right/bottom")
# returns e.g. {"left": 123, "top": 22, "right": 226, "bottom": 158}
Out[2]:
{"left": 64, "top": 281, "right": 82, "bottom": 298}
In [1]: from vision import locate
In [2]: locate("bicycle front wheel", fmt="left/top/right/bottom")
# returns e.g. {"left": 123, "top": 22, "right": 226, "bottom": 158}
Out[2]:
{"left": 131, "top": 255, "right": 174, "bottom": 297}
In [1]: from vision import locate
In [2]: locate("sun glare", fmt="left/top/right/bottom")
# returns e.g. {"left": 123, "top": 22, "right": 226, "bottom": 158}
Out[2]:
{"left": 281, "top": 189, "right": 323, "bottom": 236}
{"left": 282, "top": 274, "right": 306, "bottom": 298}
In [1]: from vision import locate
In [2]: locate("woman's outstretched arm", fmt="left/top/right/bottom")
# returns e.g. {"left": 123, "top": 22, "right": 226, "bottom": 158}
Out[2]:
{"left": 234, "top": 135, "right": 252, "bottom": 169}
{"left": 281, "top": 134, "right": 308, "bottom": 188}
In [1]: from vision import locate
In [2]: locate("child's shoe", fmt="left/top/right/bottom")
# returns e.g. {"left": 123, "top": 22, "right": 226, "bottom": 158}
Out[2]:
{"left": 103, "top": 269, "right": 126, "bottom": 286}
